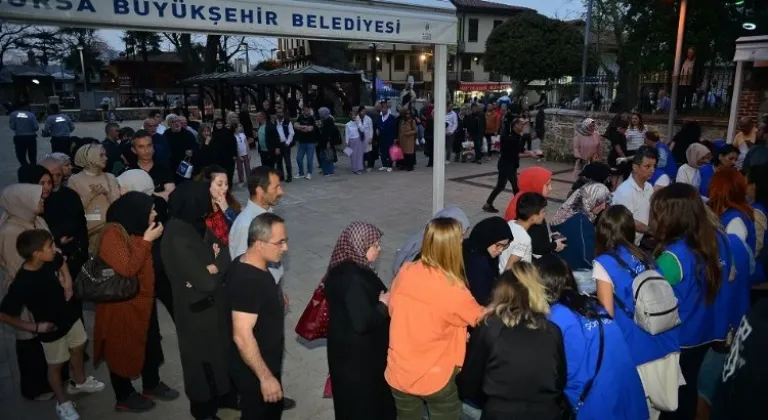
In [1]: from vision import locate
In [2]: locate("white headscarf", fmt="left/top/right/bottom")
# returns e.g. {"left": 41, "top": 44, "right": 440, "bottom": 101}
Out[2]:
{"left": 117, "top": 169, "right": 155, "bottom": 195}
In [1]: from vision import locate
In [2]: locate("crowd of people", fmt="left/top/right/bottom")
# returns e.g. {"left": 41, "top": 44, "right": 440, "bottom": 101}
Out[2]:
{"left": 2, "top": 99, "right": 768, "bottom": 420}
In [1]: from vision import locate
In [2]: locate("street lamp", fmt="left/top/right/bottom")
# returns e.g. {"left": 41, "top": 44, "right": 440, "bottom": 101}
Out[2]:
{"left": 77, "top": 45, "right": 87, "bottom": 96}
{"left": 743, "top": 22, "right": 756, "bottom": 30}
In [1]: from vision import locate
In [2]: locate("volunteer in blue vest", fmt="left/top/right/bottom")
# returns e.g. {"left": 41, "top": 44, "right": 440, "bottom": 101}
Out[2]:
{"left": 698, "top": 143, "right": 737, "bottom": 198}
{"left": 375, "top": 100, "right": 397, "bottom": 172}
{"left": 746, "top": 164, "right": 768, "bottom": 284}
{"left": 536, "top": 255, "right": 648, "bottom": 420}
{"left": 708, "top": 169, "right": 756, "bottom": 256}
{"left": 43, "top": 104, "right": 75, "bottom": 157}
{"left": 9, "top": 102, "right": 39, "bottom": 166}
{"left": 274, "top": 108, "right": 295, "bottom": 183}
{"left": 649, "top": 184, "right": 728, "bottom": 420}
{"left": 643, "top": 131, "right": 676, "bottom": 191}
{"left": 594, "top": 205, "right": 682, "bottom": 419}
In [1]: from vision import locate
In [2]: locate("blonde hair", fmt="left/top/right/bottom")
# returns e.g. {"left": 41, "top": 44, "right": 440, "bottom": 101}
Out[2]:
{"left": 420, "top": 217, "right": 467, "bottom": 287}
{"left": 484, "top": 262, "right": 550, "bottom": 329}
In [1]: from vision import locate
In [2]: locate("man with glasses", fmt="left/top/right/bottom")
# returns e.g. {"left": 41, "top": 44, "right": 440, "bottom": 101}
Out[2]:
{"left": 483, "top": 117, "right": 535, "bottom": 213}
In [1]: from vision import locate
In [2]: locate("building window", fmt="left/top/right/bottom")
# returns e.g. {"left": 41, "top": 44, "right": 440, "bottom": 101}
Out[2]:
{"left": 468, "top": 19, "right": 479, "bottom": 42}
{"left": 409, "top": 54, "right": 420, "bottom": 72}
{"left": 461, "top": 55, "right": 472, "bottom": 71}
{"left": 394, "top": 54, "right": 405, "bottom": 71}
{"left": 493, "top": 20, "right": 503, "bottom": 29}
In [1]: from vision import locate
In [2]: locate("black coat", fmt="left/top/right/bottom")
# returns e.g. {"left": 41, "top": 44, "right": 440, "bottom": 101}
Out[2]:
{"left": 160, "top": 223, "right": 231, "bottom": 402}
{"left": 325, "top": 261, "right": 396, "bottom": 420}
{"left": 43, "top": 185, "right": 88, "bottom": 276}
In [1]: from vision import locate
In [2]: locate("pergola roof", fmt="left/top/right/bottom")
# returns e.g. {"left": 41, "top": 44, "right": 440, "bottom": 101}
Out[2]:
{"left": 733, "top": 35, "right": 768, "bottom": 62}
{"left": 181, "top": 65, "right": 361, "bottom": 86}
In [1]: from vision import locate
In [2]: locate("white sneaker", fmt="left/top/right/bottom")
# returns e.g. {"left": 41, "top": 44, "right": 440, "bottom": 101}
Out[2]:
{"left": 67, "top": 376, "right": 105, "bottom": 394}
{"left": 56, "top": 401, "right": 80, "bottom": 420}
{"left": 386, "top": 167, "right": 393, "bottom": 172}
{"left": 378, "top": 167, "right": 386, "bottom": 171}
{"left": 306, "top": 173, "right": 312, "bottom": 180}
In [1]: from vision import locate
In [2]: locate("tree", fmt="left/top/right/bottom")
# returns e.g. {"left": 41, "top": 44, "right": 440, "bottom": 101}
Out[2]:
{"left": 122, "top": 31, "right": 162, "bottom": 63}
{"left": 19, "top": 28, "right": 65, "bottom": 69}
{"left": 484, "top": 13, "right": 585, "bottom": 87}
{"left": 57, "top": 28, "right": 105, "bottom": 83}
{"left": 254, "top": 59, "right": 281, "bottom": 71}
{"left": 0, "top": 21, "right": 31, "bottom": 73}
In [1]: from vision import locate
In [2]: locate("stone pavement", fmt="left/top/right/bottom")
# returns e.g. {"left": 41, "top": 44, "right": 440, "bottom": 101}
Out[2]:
{"left": 0, "top": 118, "right": 575, "bottom": 420}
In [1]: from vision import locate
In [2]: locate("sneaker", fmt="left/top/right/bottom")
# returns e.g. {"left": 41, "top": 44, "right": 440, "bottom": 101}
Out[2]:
{"left": 115, "top": 392, "right": 156, "bottom": 413}
{"left": 56, "top": 401, "right": 80, "bottom": 420}
{"left": 378, "top": 167, "right": 386, "bottom": 171}
{"left": 482, "top": 203, "right": 499, "bottom": 213}
{"left": 142, "top": 382, "right": 180, "bottom": 401}
{"left": 386, "top": 168, "right": 393, "bottom": 172}
{"left": 33, "top": 392, "right": 54, "bottom": 401}
{"left": 67, "top": 376, "right": 105, "bottom": 394}
{"left": 283, "top": 397, "right": 297, "bottom": 410}
{"left": 306, "top": 173, "right": 312, "bottom": 180}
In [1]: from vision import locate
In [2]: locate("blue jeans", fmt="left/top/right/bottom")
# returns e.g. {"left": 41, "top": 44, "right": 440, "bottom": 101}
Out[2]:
{"left": 296, "top": 143, "right": 315, "bottom": 176}
{"left": 318, "top": 148, "right": 334, "bottom": 175}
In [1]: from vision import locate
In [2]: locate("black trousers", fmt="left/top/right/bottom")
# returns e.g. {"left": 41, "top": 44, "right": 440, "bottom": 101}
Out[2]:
{"left": 660, "top": 344, "right": 710, "bottom": 420}
{"left": 486, "top": 160, "right": 519, "bottom": 205}
{"left": 484, "top": 134, "right": 495, "bottom": 156}
{"left": 231, "top": 366, "right": 283, "bottom": 420}
{"left": 275, "top": 145, "right": 293, "bottom": 180}
{"left": 109, "top": 300, "right": 164, "bottom": 401}
{"left": 51, "top": 136, "right": 72, "bottom": 157}
{"left": 13, "top": 135, "right": 37, "bottom": 166}
{"left": 364, "top": 150, "right": 377, "bottom": 169}
{"left": 259, "top": 151, "right": 275, "bottom": 169}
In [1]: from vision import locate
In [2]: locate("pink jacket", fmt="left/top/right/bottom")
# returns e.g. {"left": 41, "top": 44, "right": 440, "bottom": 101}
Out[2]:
{"left": 573, "top": 132, "right": 601, "bottom": 161}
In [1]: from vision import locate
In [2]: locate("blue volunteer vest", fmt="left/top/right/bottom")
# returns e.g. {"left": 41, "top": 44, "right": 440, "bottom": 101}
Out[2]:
{"left": 721, "top": 209, "right": 756, "bottom": 253}
{"left": 549, "top": 304, "right": 649, "bottom": 420}
{"left": 662, "top": 236, "right": 730, "bottom": 347}
{"left": 698, "top": 164, "right": 715, "bottom": 197}
{"left": 656, "top": 141, "right": 677, "bottom": 179}
{"left": 712, "top": 234, "right": 752, "bottom": 341}
{"left": 595, "top": 247, "right": 680, "bottom": 366}
{"left": 749, "top": 202, "right": 767, "bottom": 285}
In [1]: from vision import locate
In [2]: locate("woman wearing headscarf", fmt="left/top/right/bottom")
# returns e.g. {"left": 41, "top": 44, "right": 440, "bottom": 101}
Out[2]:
{"left": 573, "top": 118, "right": 602, "bottom": 178}
{"left": 44, "top": 152, "right": 74, "bottom": 185}
{"left": 94, "top": 192, "right": 177, "bottom": 412}
{"left": 392, "top": 206, "right": 470, "bottom": 276}
{"left": 161, "top": 182, "right": 234, "bottom": 420}
{"left": 324, "top": 221, "right": 396, "bottom": 420}
{"left": 463, "top": 217, "right": 514, "bottom": 306}
{"left": 568, "top": 161, "right": 612, "bottom": 198}
{"left": 0, "top": 184, "right": 60, "bottom": 400}
{"left": 504, "top": 167, "right": 564, "bottom": 259}
{"left": 67, "top": 143, "right": 121, "bottom": 251}
{"left": 676, "top": 143, "right": 711, "bottom": 189}
{"left": 207, "top": 118, "right": 238, "bottom": 186}
{"left": 550, "top": 183, "right": 612, "bottom": 270}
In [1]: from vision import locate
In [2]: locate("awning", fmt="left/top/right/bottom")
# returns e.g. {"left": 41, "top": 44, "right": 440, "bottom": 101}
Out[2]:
{"left": 180, "top": 65, "right": 360, "bottom": 86}
{"left": 733, "top": 35, "right": 768, "bottom": 62}
{"left": 0, "top": 0, "right": 457, "bottom": 45}
{"left": 459, "top": 82, "right": 513, "bottom": 91}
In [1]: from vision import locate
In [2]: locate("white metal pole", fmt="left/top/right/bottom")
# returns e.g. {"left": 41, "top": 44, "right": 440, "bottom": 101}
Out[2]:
{"left": 667, "top": 0, "right": 687, "bottom": 141}
{"left": 78, "top": 48, "right": 87, "bottom": 96}
{"left": 726, "top": 60, "right": 745, "bottom": 144}
{"left": 579, "top": 0, "right": 594, "bottom": 104}
{"left": 433, "top": 44, "right": 448, "bottom": 214}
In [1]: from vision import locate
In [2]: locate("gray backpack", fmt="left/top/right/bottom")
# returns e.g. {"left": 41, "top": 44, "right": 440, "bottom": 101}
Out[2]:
{"left": 609, "top": 253, "right": 681, "bottom": 335}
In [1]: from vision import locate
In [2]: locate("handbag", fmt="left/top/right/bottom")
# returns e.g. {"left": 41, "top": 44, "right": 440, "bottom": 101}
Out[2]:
{"left": 389, "top": 144, "right": 404, "bottom": 162}
{"left": 295, "top": 281, "right": 329, "bottom": 341}
{"left": 563, "top": 317, "right": 605, "bottom": 419}
{"left": 74, "top": 223, "right": 139, "bottom": 303}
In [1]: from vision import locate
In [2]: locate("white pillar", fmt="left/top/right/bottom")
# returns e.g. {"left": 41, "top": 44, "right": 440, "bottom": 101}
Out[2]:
{"left": 667, "top": 0, "right": 687, "bottom": 141}
{"left": 727, "top": 60, "right": 745, "bottom": 144}
{"left": 432, "top": 44, "right": 448, "bottom": 214}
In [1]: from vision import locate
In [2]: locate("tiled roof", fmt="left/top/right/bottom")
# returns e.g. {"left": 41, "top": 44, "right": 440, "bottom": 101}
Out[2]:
{"left": 450, "top": 0, "right": 534, "bottom": 13}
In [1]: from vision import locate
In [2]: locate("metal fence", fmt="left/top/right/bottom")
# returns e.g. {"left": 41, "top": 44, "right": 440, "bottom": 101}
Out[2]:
{"left": 540, "top": 65, "right": 736, "bottom": 117}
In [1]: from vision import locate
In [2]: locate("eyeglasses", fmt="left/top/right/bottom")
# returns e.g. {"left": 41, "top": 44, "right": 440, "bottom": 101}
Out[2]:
{"left": 493, "top": 241, "right": 510, "bottom": 250}
{"left": 261, "top": 238, "right": 288, "bottom": 247}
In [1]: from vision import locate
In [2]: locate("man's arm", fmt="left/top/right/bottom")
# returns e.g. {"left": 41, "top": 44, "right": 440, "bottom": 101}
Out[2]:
{"left": 286, "top": 122, "right": 295, "bottom": 144}
{"left": 232, "top": 310, "right": 283, "bottom": 402}
{"left": 0, "top": 313, "right": 39, "bottom": 333}
{"left": 154, "top": 183, "right": 176, "bottom": 201}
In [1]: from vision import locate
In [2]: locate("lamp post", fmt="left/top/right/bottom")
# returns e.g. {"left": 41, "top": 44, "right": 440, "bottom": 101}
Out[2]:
{"left": 370, "top": 43, "right": 378, "bottom": 105}
{"left": 579, "top": 0, "right": 594, "bottom": 106}
{"left": 77, "top": 45, "right": 87, "bottom": 96}
{"left": 241, "top": 42, "right": 250, "bottom": 72}
{"left": 667, "top": 0, "right": 687, "bottom": 141}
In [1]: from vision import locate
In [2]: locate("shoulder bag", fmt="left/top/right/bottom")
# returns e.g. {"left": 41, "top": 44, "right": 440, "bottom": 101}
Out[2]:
{"left": 74, "top": 223, "right": 139, "bottom": 303}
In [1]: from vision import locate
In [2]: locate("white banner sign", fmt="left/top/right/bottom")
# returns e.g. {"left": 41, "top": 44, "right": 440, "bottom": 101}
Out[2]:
{"left": 0, "top": 0, "right": 457, "bottom": 45}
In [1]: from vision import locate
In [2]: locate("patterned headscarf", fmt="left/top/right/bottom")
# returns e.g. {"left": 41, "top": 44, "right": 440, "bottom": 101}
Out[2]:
{"left": 326, "top": 221, "right": 383, "bottom": 275}
{"left": 550, "top": 182, "right": 612, "bottom": 226}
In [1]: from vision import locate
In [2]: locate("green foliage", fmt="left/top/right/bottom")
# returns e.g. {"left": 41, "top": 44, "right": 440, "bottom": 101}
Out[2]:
{"left": 122, "top": 31, "right": 162, "bottom": 62}
{"left": 484, "top": 13, "right": 585, "bottom": 86}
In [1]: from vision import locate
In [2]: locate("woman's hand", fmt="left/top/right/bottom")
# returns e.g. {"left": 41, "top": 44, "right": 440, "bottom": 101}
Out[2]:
{"left": 214, "top": 193, "right": 229, "bottom": 211}
{"left": 206, "top": 264, "right": 219, "bottom": 275}
{"left": 143, "top": 222, "right": 164, "bottom": 242}
{"left": 205, "top": 136, "right": 212, "bottom": 145}
{"left": 213, "top": 243, "right": 220, "bottom": 258}
{"left": 90, "top": 184, "right": 108, "bottom": 195}
{"left": 379, "top": 291, "right": 390, "bottom": 306}
{"left": 554, "top": 238, "right": 567, "bottom": 252}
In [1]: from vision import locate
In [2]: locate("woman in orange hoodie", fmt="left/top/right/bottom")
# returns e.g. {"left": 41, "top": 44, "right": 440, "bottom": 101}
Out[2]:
{"left": 484, "top": 104, "right": 501, "bottom": 159}
{"left": 386, "top": 217, "right": 484, "bottom": 420}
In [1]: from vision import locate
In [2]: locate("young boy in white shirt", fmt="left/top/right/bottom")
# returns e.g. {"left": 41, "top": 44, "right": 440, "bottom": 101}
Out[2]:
{"left": 499, "top": 192, "right": 549, "bottom": 272}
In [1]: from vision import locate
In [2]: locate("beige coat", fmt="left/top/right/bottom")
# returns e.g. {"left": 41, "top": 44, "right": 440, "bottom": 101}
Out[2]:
{"left": 398, "top": 119, "right": 418, "bottom": 154}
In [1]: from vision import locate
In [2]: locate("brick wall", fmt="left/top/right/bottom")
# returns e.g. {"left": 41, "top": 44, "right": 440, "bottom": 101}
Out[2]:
{"left": 738, "top": 89, "right": 760, "bottom": 119}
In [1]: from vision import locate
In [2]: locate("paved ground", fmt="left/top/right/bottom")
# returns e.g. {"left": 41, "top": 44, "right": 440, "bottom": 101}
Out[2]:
{"left": 0, "top": 118, "right": 575, "bottom": 420}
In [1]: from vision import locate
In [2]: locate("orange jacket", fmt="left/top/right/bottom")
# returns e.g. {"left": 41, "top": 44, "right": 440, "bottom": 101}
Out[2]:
{"left": 485, "top": 111, "right": 501, "bottom": 135}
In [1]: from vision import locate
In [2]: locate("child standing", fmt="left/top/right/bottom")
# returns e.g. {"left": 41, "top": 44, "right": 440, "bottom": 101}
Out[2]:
{"left": 234, "top": 123, "right": 251, "bottom": 187}
{"left": 498, "top": 192, "right": 550, "bottom": 271}
{"left": 0, "top": 230, "right": 105, "bottom": 420}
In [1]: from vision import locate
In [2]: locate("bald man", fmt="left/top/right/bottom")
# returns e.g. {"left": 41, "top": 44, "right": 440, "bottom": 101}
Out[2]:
{"left": 40, "top": 157, "right": 89, "bottom": 278}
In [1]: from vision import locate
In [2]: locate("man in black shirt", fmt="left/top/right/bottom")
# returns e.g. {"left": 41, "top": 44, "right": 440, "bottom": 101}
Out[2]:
{"left": 128, "top": 130, "right": 175, "bottom": 201}
{"left": 483, "top": 117, "right": 534, "bottom": 213}
{"left": 102, "top": 122, "right": 123, "bottom": 175}
{"left": 294, "top": 105, "right": 317, "bottom": 179}
{"left": 228, "top": 213, "right": 288, "bottom": 420}
{"left": 0, "top": 230, "right": 105, "bottom": 419}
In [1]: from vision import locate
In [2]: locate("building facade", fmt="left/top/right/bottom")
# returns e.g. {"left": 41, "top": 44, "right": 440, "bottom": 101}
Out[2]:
{"left": 276, "top": 0, "right": 531, "bottom": 100}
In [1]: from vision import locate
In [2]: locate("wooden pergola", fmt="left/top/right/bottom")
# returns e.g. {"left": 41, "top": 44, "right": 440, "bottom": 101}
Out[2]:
{"left": 180, "top": 65, "right": 362, "bottom": 117}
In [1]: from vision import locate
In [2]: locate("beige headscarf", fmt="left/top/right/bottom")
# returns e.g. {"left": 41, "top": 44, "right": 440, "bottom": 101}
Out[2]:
{"left": 74, "top": 143, "right": 105, "bottom": 173}
{"left": 117, "top": 169, "right": 155, "bottom": 195}
{"left": 0, "top": 184, "right": 47, "bottom": 228}
{"left": 686, "top": 143, "right": 711, "bottom": 167}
